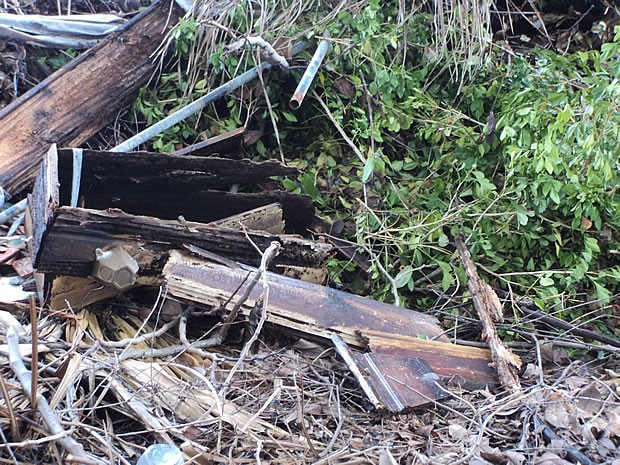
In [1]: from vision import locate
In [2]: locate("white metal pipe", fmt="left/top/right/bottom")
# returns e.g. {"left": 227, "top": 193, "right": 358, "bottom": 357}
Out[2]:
{"left": 289, "top": 32, "right": 330, "bottom": 110}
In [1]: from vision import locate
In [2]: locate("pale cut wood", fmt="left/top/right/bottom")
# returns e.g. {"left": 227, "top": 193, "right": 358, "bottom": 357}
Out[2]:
{"left": 210, "top": 203, "right": 285, "bottom": 235}
{"left": 0, "top": 0, "right": 184, "bottom": 195}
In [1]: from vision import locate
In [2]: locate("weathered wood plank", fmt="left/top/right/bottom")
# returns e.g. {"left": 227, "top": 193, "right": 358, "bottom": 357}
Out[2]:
{"left": 0, "top": 0, "right": 184, "bottom": 195}
{"left": 163, "top": 250, "right": 449, "bottom": 348}
{"left": 173, "top": 127, "right": 247, "bottom": 157}
{"left": 27, "top": 144, "right": 59, "bottom": 265}
{"left": 210, "top": 203, "right": 285, "bottom": 235}
{"left": 365, "top": 331, "right": 497, "bottom": 389}
{"left": 332, "top": 334, "right": 448, "bottom": 411}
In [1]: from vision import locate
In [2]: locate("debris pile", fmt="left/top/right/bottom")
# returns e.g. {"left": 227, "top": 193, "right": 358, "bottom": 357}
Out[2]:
{"left": 0, "top": 0, "right": 618, "bottom": 464}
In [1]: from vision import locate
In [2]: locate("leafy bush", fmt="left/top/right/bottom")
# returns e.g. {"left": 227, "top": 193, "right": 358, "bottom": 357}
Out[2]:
{"left": 131, "top": 1, "right": 619, "bottom": 334}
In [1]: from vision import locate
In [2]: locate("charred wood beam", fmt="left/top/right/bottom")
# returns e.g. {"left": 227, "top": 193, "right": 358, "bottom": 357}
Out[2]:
{"left": 55, "top": 149, "right": 312, "bottom": 230}
{"left": 63, "top": 187, "right": 313, "bottom": 233}
{"left": 56, "top": 149, "right": 299, "bottom": 194}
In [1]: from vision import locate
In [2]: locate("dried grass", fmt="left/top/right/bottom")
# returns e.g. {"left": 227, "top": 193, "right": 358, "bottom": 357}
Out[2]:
{"left": 176, "top": 0, "right": 495, "bottom": 98}
{"left": 0, "top": 291, "right": 618, "bottom": 464}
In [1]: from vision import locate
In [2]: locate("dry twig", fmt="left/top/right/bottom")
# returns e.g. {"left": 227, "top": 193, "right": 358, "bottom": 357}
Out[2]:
{"left": 7, "top": 326, "right": 101, "bottom": 464}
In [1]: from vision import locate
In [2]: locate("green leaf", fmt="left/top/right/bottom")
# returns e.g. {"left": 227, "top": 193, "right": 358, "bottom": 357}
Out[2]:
{"left": 300, "top": 173, "right": 319, "bottom": 200}
{"left": 540, "top": 275, "right": 554, "bottom": 286}
{"left": 362, "top": 158, "right": 375, "bottom": 183}
{"left": 437, "top": 261, "right": 454, "bottom": 292}
{"left": 282, "top": 111, "right": 298, "bottom": 122}
{"left": 394, "top": 266, "right": 413, "bottom": 288}
{"left": 515, "top": 206, "right": 529, "bottom": 226}
{"left": 549, "top": 188, "right": 560, "bottom": 204}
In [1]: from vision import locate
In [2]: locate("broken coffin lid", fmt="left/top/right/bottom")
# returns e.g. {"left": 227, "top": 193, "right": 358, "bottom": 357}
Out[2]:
{"left": 163, "top": 250, "right": 498, "bottom": 412}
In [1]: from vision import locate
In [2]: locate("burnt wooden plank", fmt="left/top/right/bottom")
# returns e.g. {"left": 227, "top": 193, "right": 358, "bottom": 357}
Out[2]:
{"left": 67, "top": 189, "right": 313, "bottom": 232}
{"left": 365, "top": 331, "right": 497, "bottom": 390}
{"left": 0, "top": 0, "right": 184, "bottom": 196}
{"left": 110, "top": 189, "right": 314, "bottom": 233}
{"left": 34, "top": 207, "right": 331, "bottom": 277}
{"left": 54, "top": 150, "right": 312, "bottom": 230}
{"left": 62, "top": 188, "right": 313, "bottom": 233}
{"left": 56, "top": 150, "right": 299, "bottom": 196}
{"left": 332, "top": 334, "right": 448, "bottom": 411}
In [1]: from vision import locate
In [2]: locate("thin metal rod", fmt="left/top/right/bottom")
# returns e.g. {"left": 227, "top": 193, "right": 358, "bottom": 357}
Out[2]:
{"left": 331, "top": 333, "right": 383, "bottom": 408}
{"left": 112, "top": 41, "right": 308, "bottom": 153}
{"left": 289, "top": 32, "right": 330, "bottom": 110}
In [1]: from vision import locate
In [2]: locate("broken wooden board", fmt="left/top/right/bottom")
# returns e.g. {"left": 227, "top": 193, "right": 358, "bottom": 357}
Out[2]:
{"left": 0, "top": 0, "right": 184, "bottom": 196}
{"left": 209, "top": 203, "right": 285, "bottom": 235}
{"left": 365, "top": 331, "right": 497, "bottom": 390}
{"left": 163, "top": 250, "right": 448, "bottom": 348}
{"left": 29, "top": 205, "right": 330, "bottom": 309}
{"left": 32, "top": 207, "right": 331, "bottom": 278}
{"left": 55, "top": 148, "right": 313, "bottom": 232}
{"left": 26, "top": 144, "right": 59, "bottom": 285}
{"left": 57, "top": 149, "right": 299, "bottom": 194}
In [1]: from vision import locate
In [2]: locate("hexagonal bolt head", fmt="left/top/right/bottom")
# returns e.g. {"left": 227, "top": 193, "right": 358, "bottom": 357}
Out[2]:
{"left": 92, "top": 246, "right": 139, "bottom": 291}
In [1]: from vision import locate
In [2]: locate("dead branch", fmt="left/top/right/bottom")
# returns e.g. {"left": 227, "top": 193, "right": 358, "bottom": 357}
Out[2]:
{"left": 455, "top": 235, "right": 522, "bottom": 395}
{"left": 495, "top": 289, "right": 620, "bottom": 349}
{"left": 225, "top": 36, "right": 289, "bottom": 69}
{"left": 222, "top": 241, "right": 281, "bottom": 386}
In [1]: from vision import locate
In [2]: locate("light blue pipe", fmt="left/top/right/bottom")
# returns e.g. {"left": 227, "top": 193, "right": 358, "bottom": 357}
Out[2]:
{"left": 289, "top": 32, "right": 330, "bottom": 110}
{"left": 112, "top": 41, "right": 308, "bottom": 153}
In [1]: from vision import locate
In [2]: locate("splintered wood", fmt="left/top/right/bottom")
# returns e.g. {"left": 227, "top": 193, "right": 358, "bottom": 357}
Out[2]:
{"left": 27, "top": 144, "right": 328, "bottom": 309}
